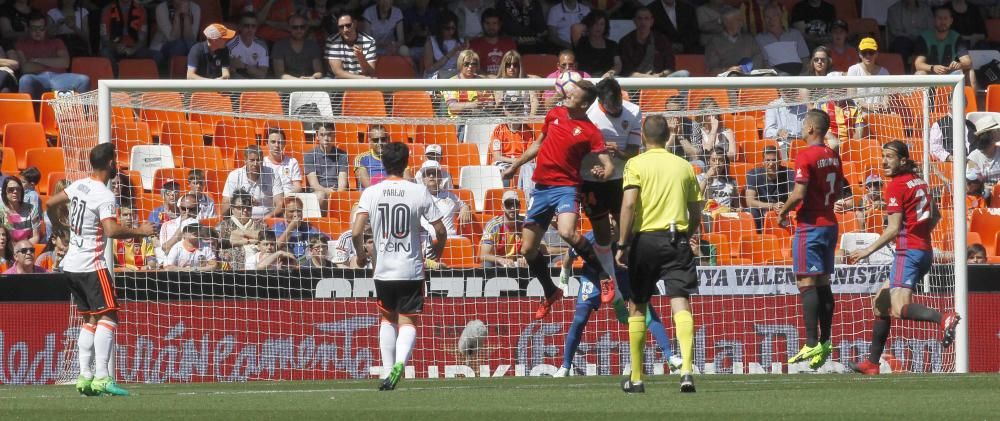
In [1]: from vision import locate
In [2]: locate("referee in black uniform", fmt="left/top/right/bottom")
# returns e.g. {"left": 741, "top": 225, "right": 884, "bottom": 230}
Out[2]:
{"left": 616, "top": 114, "right": 704, "bottom": 394}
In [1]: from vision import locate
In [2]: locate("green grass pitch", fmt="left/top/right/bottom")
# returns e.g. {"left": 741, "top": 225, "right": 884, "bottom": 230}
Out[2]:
{"left": 3, "top": 374, "right": 997, "bottom": 420}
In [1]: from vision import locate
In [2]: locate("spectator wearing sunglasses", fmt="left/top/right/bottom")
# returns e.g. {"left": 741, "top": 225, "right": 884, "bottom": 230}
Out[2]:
{"left": 325, "top": 13, "right": 377, "bottom": 79}
{"left": 156, "top": 193, "right": 200, "bottom": 260}
{"left": 272, "top": 14, "right": 324, "bottom": 79}
{"left": 4, "top": 239, "right": 46, "bottom": 274}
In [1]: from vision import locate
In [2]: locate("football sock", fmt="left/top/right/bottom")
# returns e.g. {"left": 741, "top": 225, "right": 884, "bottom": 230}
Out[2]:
{"left": 395, "top": 324, "right": 417, "bottom": 366}
{"left": 563, "top": 304, "right": 593, "bottom": 369}
{"left": 594, "top": 243, "right": 617, "bottom": 285}
{"left": 526, "top": 253, "right": 557, "bottom": 297}
{"left": 646, "top": 308, "right": 674, "bottom": 358}
{"left": 379, "top": 321, "right": 397, "bottom": 377}
{"left": 569, "top": 237, "right": 611, "bottom": 282}
{"left": 94, "top": 320, "right": 117, "bottom": 379}
{"left": 612, "top": 298, "right": 629, "bottom": 323}
{"left": 816, "top": 285, "right": 835, "bottom": 343}
{"left": 798, "top": 286, "right": 819, "bottom": 347}
{"left": 78, "top": 323, "right": 96, "bottom": 378}
{"left": 867, "top": 316, "right": 891, "bottom": 364}
{"left": 673, "top": 310, "right": 695, "bottom": 374}
{"left": 628, "top": 316, "right": 646, "bottom": 383}
{"left": 900, "top": 303, "right": 942, "bottom": 324}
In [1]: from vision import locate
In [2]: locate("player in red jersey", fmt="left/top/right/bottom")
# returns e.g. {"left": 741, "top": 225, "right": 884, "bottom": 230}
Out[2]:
{"left": 502, "top": 80, "right": 615, "bottom": 320}
{"left": 778, "top": 109, "right": 847, "bottom": 370}
{"left": 846, "top": 140, "right": 961, "bottom": 375}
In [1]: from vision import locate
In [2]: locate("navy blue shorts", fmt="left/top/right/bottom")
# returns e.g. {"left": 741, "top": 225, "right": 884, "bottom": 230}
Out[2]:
{"left": 792, "top": 224, "right": 838, "bottom": 276}
{"left": 889, "top": 249, "right": 932, "bottom": 289}
{"left": 525, "top": 185, "right": 579, "bottom": 229}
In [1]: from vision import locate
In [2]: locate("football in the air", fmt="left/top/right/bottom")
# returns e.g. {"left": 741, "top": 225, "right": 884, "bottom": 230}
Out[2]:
{"left": 554, "top": 71, "right": 583, "bottom": 97}
{"left": 457, "top": 319, "right": 488, "bottom": 355}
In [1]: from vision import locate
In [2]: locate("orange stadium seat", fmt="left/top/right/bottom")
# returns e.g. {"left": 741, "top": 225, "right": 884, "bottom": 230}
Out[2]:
{"left": 24, "top": 148, "right": 65, "bottom": 191}
{"left": 440, "top": 236, "right": 477, "bottom": 268}
{"left": 213, "top": 119, "right": 258, "bottom": 152}
{"left": 3, "top": 123, "right": 47, "bottom": 169}
{"left": 135, "top": 192, "right": 159, "bottom": 221}
{"left": 342, "top": 90, "right": 387, "bottom": 117}
{"left": 181, "top": 145, "right": 232, "bottom": 171}
{"left": 0, "top": 93, "right": 35, "bottom": 134}
{"left": 729, "top": 162, "right": 754, "bottom": 186}
{"left": 265, "top": 120, "right": 306, "bottom": 143}
{"left": 204, "top": 169, "right": 228, "bottom": 198}
{"left": 763, "top": 210, "right": 795, "bottom": 238}
{"left": 45, "top": 171, "right": 65, "bottom": 196}
{"left": 169, "top": 55, "right": 188, "bottom": 79}
{"left": 1, "top": 147, "right": 17, "bottom": 174}
{"left": 738, "top": 88, "right": 778, "bottom": 131}
{"left": 987, "top": 85, "right": 1000, "bottom": 113}
{"left": 453, "top": 188, "right": 475, "bottom": 213}
{"left": 483, "top": 188, "right": 525, "bottom": 217}
{"left": 864, "top": 209, "right": 886, "bottom": 234}
{"left": 376, "top": 55, "right": 416, "bottom": 79}
{"left": 140, "top": 92, "right": 186, "bottom": 138}
{"left": 675, "top": 54, "right": 707, "bottom": 77}
{"left": 190, "top": 92, "right": 234, "bottom": 135}
{"left": 712, "top": 211, "right": 755, "bottom": 237}
{"left": 415, "top": 124, "right": 459, "bottom": 145}
{"left": 725, "top": 114, "right": 759, "bottom": 144}
{"left": 638, "top": 89, "right": 680, "bottom": 112}
{"left": 384, "top": 123, "right": 416, "bottom": 143}
{"left": 521, "top": 54, "right": 557, "bottom": 77}
{"left": 741, "top": 139, "right": 777, "bottom": 165}
{"left": 308, "top": 217, "right": 350, "bottom": 238}
{"left": 688, "top": 88, "right": 731, "bottom": 110}
{"left": 703, "top": 232, "right": 751, "bottom": 265}
{"left": 70, "top": 57, "right": 113, "bottom": 90}
{"left": 970, "top": 209, "right": 1000, "bottom": 253}
{"left": 39, "top": 92, "right": 60, "bottom": 141}
{"left": 391, "top": 91, "right": 435, "bottom": 118}
{"left": 112, "top": 121, "right": 151, "bottom": 168}
{"left": 439, "top": 143, "right": 480, "bottom": 170}
{"left": 335, "top": 122, "right": 369, "bottom": 144}
{"left": 866, "top": 113, "right": 906, "bottom": 142}
{"left": 740, "top": 233, "right": 786, "bottom": 264}
{"left": 457, "top": 212, "right": 487, "bottom": 246}
{"left": 877, "top": 53, "right": 905, "bottom": 75}
{"left": 239, "top": 91, "right": 284, "bottom": 134}
{"left": 118, "top": 58, "right": 159, "bottom": 79}
{"left": 159, "top": 121, "right": 206, "bottom": 159}
{"left": 840, "top": 138, "right": 882, "bottom": 167}
{"left": 328, "top": 191, "right": 362, "bottom": 222}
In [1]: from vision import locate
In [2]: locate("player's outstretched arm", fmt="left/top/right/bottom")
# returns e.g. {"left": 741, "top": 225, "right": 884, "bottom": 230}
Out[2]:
{"left": 848, "top": 212, "right": 903, "bottom": 263}
{"left": 502, "top": 133, "right": 545, "bottom": 179}
{"left": 777, "top": 183, "right": 807, "bottom": 221}
{"left": 102, "top": 218, "right": 155, "bottom": 240}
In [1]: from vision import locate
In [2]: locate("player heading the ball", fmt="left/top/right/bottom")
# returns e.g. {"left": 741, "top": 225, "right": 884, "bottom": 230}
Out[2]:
{"left": 501, "top": 79, "right": 616, "bottom": 320}
{"left": 352, "top": 142, "right": 448, "bottom": 391}
{"left": 846, "top": 140, "right": 960, "bottom": 375}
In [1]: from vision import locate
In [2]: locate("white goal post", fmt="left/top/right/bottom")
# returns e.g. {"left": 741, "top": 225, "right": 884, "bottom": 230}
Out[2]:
{"left": 54, "top": 74, "right": 970, "bottom": 381}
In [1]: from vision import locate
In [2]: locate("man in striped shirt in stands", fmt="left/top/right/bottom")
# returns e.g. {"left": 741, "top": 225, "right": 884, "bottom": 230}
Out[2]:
{"left": 325, "top": 13, "right": 377, "bottom": 79}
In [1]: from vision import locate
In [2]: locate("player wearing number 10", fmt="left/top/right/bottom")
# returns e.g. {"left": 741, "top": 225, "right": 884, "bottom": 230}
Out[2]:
{"left": 778, "top": 109, "right": 846, "bottom": 370}
{"left": 46, "top": 143, "right": 156, "bottom": 396}
{"left": 352, "top": 142, "right": 447, "bottom": 391}
{"left": 845, "top": 141, "right": 961, "bottom": 375}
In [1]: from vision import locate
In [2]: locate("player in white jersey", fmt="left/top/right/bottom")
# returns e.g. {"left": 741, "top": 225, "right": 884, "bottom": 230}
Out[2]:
{"left": 352, "top": 142, "right": 447, "bottom": 391}
{"left": 571, "top": 77, "right": 643, "bottom": 303}
{"left": 46, "top": 143, "right": 155, "bottom": 397}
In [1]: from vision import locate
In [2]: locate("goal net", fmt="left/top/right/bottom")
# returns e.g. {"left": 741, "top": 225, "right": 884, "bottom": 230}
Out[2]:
{"left": 47, "top": 76, "right": 967, "bottom": 384}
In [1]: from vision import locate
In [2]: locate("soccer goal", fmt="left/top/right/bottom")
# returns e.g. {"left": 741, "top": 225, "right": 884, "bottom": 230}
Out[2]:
{"left": 47, "top": 74, "right": 968, "bottom": 384}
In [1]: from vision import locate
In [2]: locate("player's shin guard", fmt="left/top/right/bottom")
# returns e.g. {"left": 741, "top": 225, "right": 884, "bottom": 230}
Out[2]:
{"left": 628, "top": 316, "right": 646, "bottom": 383}
{"left": 569, "top": 237, "right": 611, "bottom": 281}
{"left": 563, "top": 304, "right": 594, "bottom": 370}
{"left": 93, "top": 320, "right": 117, "bottom": 379}
{"left": 379, "top": 321, "right": 397, "bottom": 377}
{"left": 901, "top": 303, "right": 943, "bottom": 324}
{"left": 78, "top": 323, "right": 96, "bottom": 378}
{"left": 395, "top": 324, "right": 417, "bottom": 366}
{"left": 527, "top": 253, "right": 557, "bottom": 297}
{"left": 868, "top": 316, "right": 891, "bottom": 364}
{"left": 816, "top": 285, "right": 835, "bottom": 343}
{"left": 673, "top": 311, "right": 695, "bottom": 374}
{"left": 798, "top": 286, "right": 819, "bottom": 347}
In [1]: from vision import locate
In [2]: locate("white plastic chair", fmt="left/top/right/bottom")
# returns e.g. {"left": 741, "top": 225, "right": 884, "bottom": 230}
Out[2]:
{"left": 288, "top": 192, "right": 323, "bottom": 219}
{"left": 840, "top": 232, "right": 894, "bottom": 264}
{"left": 129, "top": 145, "right": 174, "bottom": 191}
{"left": 458, "top": 165, "right": 504, "bottom": 210}
{"left": 461, "top": 120, "right": 497, "bottom": 165}
{"left": 288, "top": 91, "right": 335, "bottom": 118}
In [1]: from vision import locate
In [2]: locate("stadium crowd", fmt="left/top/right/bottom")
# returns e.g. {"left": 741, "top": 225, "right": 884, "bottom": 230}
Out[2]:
{"left": 1, "top": 0, "right": 999, "bottom": 273}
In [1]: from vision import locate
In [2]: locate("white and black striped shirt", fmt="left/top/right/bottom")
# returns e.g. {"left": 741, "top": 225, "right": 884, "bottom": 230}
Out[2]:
{"left": 324, "top": 32, "right": 377, "bottom": 76}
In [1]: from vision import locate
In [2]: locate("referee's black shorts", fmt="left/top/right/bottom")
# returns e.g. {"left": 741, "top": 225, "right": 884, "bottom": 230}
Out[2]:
{"left": 66, "top": 268, "right": 119, "bottom": 315}
{"left": 627, "top": 231, "right": 699, "bottom": 303}
{"left": 580, "top": 179, "right": 623, "bottom": 220}
{"left": 375, "top": 280, "right": 425, "bottom": 316}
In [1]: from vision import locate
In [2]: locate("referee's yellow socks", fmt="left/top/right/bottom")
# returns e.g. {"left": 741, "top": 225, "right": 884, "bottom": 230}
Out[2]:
{"left": 673, "top": 310, "right": 694, "bottom": 374}
{"left": 628, "top": 316, "right": 646, "bottom": 383}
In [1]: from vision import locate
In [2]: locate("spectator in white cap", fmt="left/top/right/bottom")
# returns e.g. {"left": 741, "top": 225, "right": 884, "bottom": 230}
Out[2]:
{"left": 967, "top": 112, "right": 1000, "bottom": 187}
{"left": 187, "top": 23, "right": 234, "bottom": 79}
{"left": 414, "top": 144, "right": 454, "bottom": 188}
{"left": 419, "top": 159, "right": 471, "bottom": 239}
